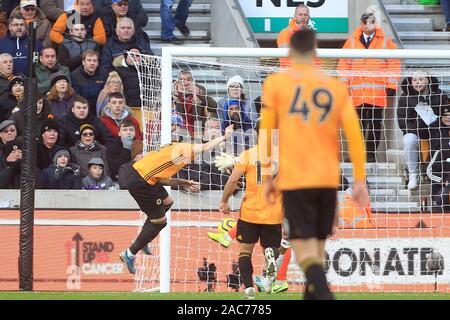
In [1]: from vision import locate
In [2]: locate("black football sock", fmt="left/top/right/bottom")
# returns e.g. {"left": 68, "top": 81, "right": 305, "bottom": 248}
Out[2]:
{"left": 130, "top": 218, "right": 167, "bottom": 255}
{"left": 238, "top": 254, "right": 254, "bottom": 289}
{"left": 301, "top": 258, "right": 334, "bottom": 300}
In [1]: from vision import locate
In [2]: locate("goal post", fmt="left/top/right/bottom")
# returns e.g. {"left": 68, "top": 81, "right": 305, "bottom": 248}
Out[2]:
{"left": 130, "top": 47, "right": 450, "bottom": 293}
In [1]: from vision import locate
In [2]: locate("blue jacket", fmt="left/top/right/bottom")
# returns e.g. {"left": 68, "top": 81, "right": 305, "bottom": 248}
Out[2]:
{"left": 219, "top": 99, "right": 254, "bottom": 133}
{"left": 0, "top": 32, "right": 42, "bottom": 76}
{"left": 71, "top": 65, "right": 105, "bottom": 112}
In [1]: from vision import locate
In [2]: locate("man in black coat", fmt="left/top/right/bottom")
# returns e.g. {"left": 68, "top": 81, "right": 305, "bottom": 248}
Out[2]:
{"left": 58, "top": 95, "right": 114, "bottom": 148}
{"left": 36, "top": 117, "right": 65, "bottom": 171}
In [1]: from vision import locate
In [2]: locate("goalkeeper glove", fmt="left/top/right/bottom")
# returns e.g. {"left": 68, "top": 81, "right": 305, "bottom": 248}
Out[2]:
{"left": 214, "top": 152, "right": 238, "bottom": 172}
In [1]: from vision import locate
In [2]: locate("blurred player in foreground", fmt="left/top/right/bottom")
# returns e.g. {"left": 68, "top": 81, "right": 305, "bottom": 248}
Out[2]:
{"left": 118, "top": 125, "right": 234, "bottom": 274}
{"left": 217, "top": 143, "right": 283, "bottom": 299}
{"left": 260, "top": 29, "right": 369, "bottom": 300}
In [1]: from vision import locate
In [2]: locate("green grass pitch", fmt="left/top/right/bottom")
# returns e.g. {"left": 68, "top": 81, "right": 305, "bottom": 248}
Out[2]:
{"left": 0, "top": 292, "right": 449, "bottom": 300}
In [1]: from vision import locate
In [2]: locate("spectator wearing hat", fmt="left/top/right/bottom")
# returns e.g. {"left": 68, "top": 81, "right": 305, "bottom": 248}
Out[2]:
{"left": 337, "top": 11, "right": 401, "bottom": 162}
{"left": 46, "top": 72, "right": 76, "bottom": 119}
{"left": 36, "top": 118, "right": 65, "bottom": 171}
{"left": 36, "top": 47, "right": 71, "bottom": 95}
{"left": 217, "top": 75, "right": 258, "bottom": 125}
{"left": 96, "top": 71, "right": 124, "bottom": 116}
{"left": 171, "top": 111, "right": 190, "bottom": 143}
{"left": 40, "top": 148, "right": 82, "bottom": 189}
{"left": 0, "top": 53, "right": 17, "bottom": 96}
{"left": 102, "top": 0, "right": 148, "bottom": 38}
{"left": 49, "top": 0, "right": 107, "bottom": 46}
{"left": 220, "top": 99, "right": 256, "bottom": 156}
{"left": 10, "top": 0, "right": 52, "bottom": 46}
{"left": 220, "top": 100, "right": 254, "bottom": 134}
{"left": 114, "top": 46, "right": 143, "bottom": 108}
{"left": 71, "top": 50, "right": 105, "bottom": 115}
{"left": 397, "top": 71, "right": 448, "bottom": 190}
{"left": 0, "top": 119, "right": 17, "bottom": 154}
{"left": 0, "top": 15, "right": 42, "bottom": 76}
{"left": 0, "top": 137, "right": 23, "bottom": 188}
{"left": 100, "top": 17, "right": 152, "bottom": 76}
{"left": 0, "top": 76, "right": 25, "bottom": 122}
{"left": 70, "top": 123, "right": 110, "bottom": 177}
{"left": 81, "top": 157, "right": 114, "bottom": 190}
{"left": 58, "top": 23, "right": 99, "bottom": 72}
{"left": 172, "top": 69, "right": 218, "bottom": 136}
{"left": 106, "top": 119, "right": 142, "bottom": 181}
{"left": 10, "top": 94, "right": 53, "bottom": 138}
{"left": 59, "top": 95, "right": 114, "bottom": 148}
{"left": 100, "top": 92, "right": 142, "bottom": 140}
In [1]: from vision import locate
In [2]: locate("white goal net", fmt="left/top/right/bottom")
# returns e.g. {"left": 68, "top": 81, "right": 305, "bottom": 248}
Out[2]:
{"left": 129, "top": 48, "right": 450, "bottom": 294}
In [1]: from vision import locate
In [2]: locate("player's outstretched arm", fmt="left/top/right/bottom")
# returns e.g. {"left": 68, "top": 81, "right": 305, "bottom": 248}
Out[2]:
{"left": 219, "top": 166, "right": 245, "bottom": 214}
{"left": 193, "top": 125, "right": 234, "bottom": 155}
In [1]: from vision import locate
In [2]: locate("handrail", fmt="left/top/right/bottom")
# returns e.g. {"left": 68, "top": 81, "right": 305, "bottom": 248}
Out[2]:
{"left": 231, "top": 0, "right": 259, "bottom": 47}
{"left": 378, "top": 0, "right": 404, "bottom": 49}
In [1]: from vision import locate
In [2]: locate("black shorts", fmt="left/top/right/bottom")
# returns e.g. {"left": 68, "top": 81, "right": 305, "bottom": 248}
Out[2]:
{"left": 283, "top": 188, "right": 337, "bottom": 240}
{"left": 236, "top": 219, "right": 282, "bottom": 249}
{"left": 125, "top": 166, "right": 169, "bottom": 219}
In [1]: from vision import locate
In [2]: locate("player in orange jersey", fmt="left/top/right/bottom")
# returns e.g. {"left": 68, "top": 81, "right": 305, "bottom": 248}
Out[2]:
{"left": 219, "top": 145, "right": 283, "bottom": 299}
{"left": 260, "top": 30, "right": 369, "bottom": 300}
{"left": 117, "top": 125, "right": 234, "bottom": 274}
{"left": 209, "top": 152, "right": 291, "bottom": 294}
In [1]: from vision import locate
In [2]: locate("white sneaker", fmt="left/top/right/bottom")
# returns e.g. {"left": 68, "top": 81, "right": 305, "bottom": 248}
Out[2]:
{"left": 408, "top": 173, "right": 418, "bottom": 190}
{"left": 264, "top": 248, "right": 277, "bottom": 293}
{"left": 244, "top": 287, "right": 256, "bottom": 299}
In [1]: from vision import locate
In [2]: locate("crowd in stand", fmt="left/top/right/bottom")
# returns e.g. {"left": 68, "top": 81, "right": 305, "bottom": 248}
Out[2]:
{"left": 0, "top": 0, "right": 259, "bottom": 191}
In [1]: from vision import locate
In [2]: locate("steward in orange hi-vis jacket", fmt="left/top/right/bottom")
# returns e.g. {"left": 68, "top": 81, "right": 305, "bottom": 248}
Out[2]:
{"left": 277, "top": 4, "right": 320, "bottom": 69}
{"left": 337, "top": 12, "right": 401, "bottom": 162}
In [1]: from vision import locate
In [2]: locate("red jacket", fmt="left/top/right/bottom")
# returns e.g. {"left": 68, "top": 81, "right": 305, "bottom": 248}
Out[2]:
{"left": 100, "top": 114, "right": 143, "bottom": 141}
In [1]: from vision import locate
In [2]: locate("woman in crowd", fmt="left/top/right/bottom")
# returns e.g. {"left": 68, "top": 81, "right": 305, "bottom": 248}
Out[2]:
{"left": 217, "top": 75, "right": 258, "bottom": 128}
{"left": 397, "top": 71, "right": 448, "bottom": 190}
{"left": 46, "top": 73, "right": 76, "bottom": 118}
{"left": 96, "top": 71, "right": 124, "bottom": 116}
{"left": 69, "top": 123, "right": 109, "bottom": 177}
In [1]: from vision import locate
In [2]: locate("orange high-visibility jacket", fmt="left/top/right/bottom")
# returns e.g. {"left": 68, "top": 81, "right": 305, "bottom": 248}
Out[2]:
{"left": 277, "top": 19, "right": 321, "bottom": 68}
{"left": 338, "top": 194, "right": 375, "bottom": 229}
{"left": 337, "top": 26, "right": 401, "bottom": 108}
